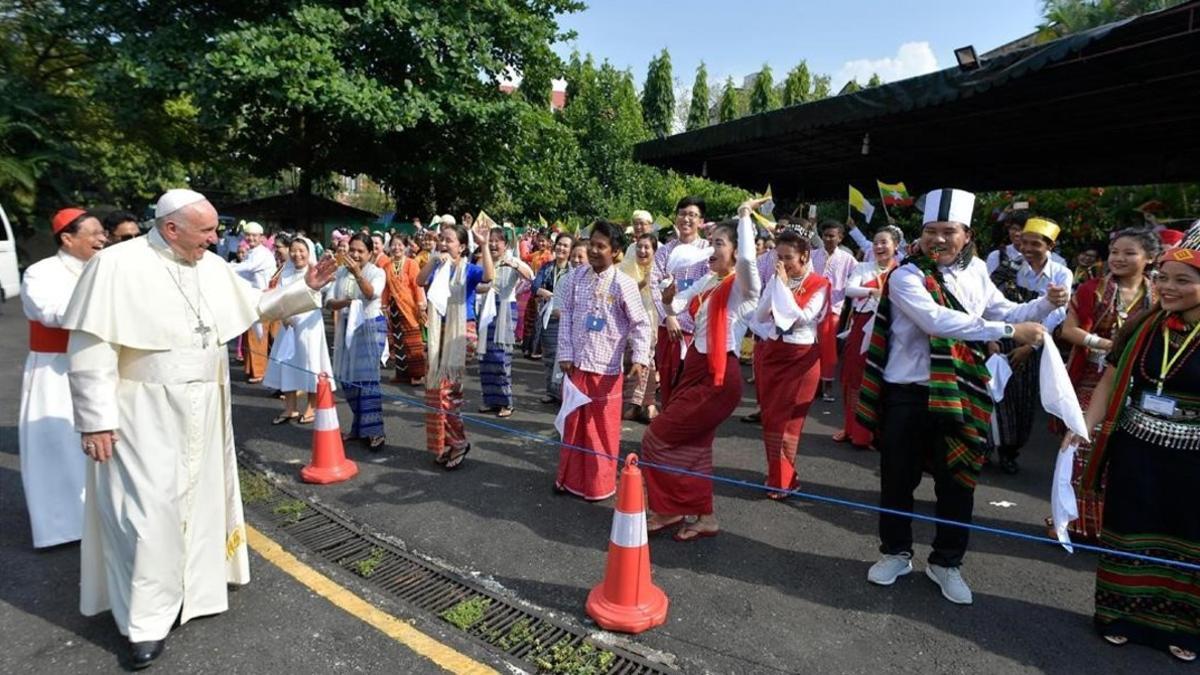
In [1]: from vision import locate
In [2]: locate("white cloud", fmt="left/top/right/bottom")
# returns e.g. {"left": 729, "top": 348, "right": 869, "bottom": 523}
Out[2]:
{"left": 834, "top": 41, "right": 939, "bottom": 90}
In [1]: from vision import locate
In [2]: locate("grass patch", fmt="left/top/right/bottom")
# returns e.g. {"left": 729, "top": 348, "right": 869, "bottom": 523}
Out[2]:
{"left": 496, "top": 618, "right": 534, "bottom": 651}
{"left": 532, "top": 639, "right": 615, "bottom": 675}
{"left": 272, "top": 499, "right": 307, "bottom": 524}
{"left": 347, "top": 547, "right": 387, "bottom": 578}
{"left": 239, "top": 468, "right": 275, "bottom": 504}
{"left": 440, "top": 596, "right": 491, "bottom": 630}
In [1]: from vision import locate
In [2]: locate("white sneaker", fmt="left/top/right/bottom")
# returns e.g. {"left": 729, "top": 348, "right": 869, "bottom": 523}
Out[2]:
{"left": 926, "top": 564, "right": 973, "bottom": 605}
{"left": 867, "top": 554, "right": 913, "bottom": 586}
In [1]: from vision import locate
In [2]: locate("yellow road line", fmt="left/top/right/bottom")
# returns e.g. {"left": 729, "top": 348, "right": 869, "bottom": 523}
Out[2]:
{"left": 247, "top": 525, "right": 498, "bottom": 675}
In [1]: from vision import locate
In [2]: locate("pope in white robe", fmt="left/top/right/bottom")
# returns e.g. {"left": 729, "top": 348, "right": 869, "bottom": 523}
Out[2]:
{"left": 19, "top": 208, "right": 107, "bottom": 548}
{"left": 62, "top": 190, "right": 336, "bottom": 654}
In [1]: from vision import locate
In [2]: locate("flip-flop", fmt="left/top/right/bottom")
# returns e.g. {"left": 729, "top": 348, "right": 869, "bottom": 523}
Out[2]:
{"left": 444, "top": 444, "right": 472, "bottom": 470}
{"left": 497, "top": 408, "right": 514, "bottom": 418}
{"left": 673, "top": 525, "right": 719, "bottom": 543}
{"left": 646, "top": 517, "right": 685, "bottom": 536}
{"left": 1102, "top": 635, "right": 1128, "bottom": 646}
{"left": 368, "top": 436, "right": 386, "bottom": 450}
{"left": 1170, "top": 645, "right": 1196, "bottom": 662}
{"left": 831, "top": 431, "right": 849, "bottom": 443}
{"left": 297, "top": 414, "right": 314, "bottom": 425}
{"left": 272, "top": 413, "right": 299, "bottom": 425}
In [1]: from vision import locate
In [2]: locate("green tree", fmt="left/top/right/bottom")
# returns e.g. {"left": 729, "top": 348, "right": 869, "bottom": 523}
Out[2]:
{"left": 867, "top": 73, "right": 883, "bottom": 87}
{"left": 781, "top": 61, "right": 812, "bottom": 106}
{"left": 811, "top": 74, "right": 833, "bottom": 100}
{"left": 748, "top": 64, "right": 779, "bottom": 114}
{"left": 1036, "top": 0, "right": 1174, "bottom": 41}
{"left": 685, "top": 62, "right": 710, "bottom": 130}
{"left": 841, "top": 79, "right": 862, "bottom": 95}
{"left": 641, "top": 48, "right": 675, "bottom": 138}
{"left": 718, "top": 77, "right": 739, "bottom": 123}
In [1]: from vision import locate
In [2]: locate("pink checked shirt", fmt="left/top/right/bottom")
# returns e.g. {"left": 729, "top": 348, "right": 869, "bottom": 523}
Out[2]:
{"left": 650, "top": 237, "right": 712, "bottom": 334}
{"left": 810, "top": 246, "right": 857, "bottom": 312}
{"left": 556, "top": 265, "right": 651, "bottom": 375}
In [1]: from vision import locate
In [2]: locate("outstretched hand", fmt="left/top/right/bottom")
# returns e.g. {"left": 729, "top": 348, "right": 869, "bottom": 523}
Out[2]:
{"left": 306, "top": 254, "right": 338, "bottom": 290}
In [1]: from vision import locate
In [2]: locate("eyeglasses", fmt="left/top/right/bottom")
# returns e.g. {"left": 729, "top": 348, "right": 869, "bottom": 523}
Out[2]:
{"left": 676, "top": 212, "right": 702, "bottom": 220}
{"left": 117, "top": 233, "right": 139, "bottom": 242}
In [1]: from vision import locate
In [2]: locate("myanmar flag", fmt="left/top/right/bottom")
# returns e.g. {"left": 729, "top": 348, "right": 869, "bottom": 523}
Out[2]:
{"left": 877, "top": 180, "right": 913, "bottom": 207}
{"left": 848, "top": 185, "right": 876, "bottom": 223}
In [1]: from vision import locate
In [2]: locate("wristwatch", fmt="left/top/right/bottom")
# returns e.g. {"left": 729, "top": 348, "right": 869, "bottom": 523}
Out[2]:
{"left": 1003, "top": 323, "right": 1015, "bottom": 338}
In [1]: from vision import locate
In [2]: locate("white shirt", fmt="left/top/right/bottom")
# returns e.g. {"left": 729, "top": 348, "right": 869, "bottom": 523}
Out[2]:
{"left": 987, "top": 243, "right": 1068, "bottom": 274}
{"left": 883, "top": 257, "right": 1054, "bottom": 385}
{"left": 843, "top": 260, "right": 892, "bottom": 313}
{"left": 230, "top": 244, "right": 276, "bottom": 290}
{"left": 752, "top": 274, "right": 827, "bottom": 345}
{"left": 1016, "top": 258, "right": 1073, "bottom": 331}
{"left": 669, "top": 215, "right": 760, "bottom": 354}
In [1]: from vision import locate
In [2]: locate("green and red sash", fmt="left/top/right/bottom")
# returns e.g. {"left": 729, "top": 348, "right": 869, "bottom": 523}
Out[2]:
{"left": 856, "top": 255, "right": 994, "bottom": 489}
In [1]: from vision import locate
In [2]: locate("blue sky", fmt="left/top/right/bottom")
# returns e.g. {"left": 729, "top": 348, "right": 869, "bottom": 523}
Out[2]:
{"left": 553, "top": 0, "right": 1045, "bottom": 91}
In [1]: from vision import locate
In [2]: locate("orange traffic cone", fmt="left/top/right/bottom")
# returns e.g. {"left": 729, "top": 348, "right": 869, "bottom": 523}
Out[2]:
{"left": 585, "top": 454, "right": 669, "bottom": 633}
{"left": 300, "top": 374, "right": 358, "bottom": 485}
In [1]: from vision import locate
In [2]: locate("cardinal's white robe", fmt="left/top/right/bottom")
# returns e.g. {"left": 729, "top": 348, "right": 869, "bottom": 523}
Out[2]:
{"left": 19, "top": 250, "right": 87, "bottom": 548}
{"left": 63, "top": 228, "right": 320, "bottom": 642}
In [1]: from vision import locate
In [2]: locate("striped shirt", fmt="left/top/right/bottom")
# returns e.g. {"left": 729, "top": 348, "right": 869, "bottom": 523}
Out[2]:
{"left": 650, "top": 237, "right": 711, "bottom": 334}
{"left": 556, "top": 265, "right": 651, "bottom": 375}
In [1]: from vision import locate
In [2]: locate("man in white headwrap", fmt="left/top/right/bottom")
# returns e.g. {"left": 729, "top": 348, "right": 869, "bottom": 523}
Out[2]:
{"left": 477, "top": 221, "right": 532, "bottom": 416}
{"left": 63, "top": 189, "right": 336, "bottom": 669}
{"left": 625, "top": 209, "right": 655, "bottom": 262}
{"left": 229, "top": 220, "right": 276, "bottom": 382}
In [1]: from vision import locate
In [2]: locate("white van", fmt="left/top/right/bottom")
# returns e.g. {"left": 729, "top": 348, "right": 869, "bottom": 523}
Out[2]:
{"left": 0, "top": 202, "right": 21, "bottom": 301}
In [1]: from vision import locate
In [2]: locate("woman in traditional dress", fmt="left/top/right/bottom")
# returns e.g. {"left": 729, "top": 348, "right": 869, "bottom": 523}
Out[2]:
{"left": 621, "top": 232, "right": 660, "bottom": 422}
{"left": 534, "top": 233, "right": 574, "bottom": 403}
{"left": 642, "top": 198, "right": 763, "bottom": 541}
{"left": 326, "top": 233, "right": 387, "bottom": 450}
{"left": 1067, "top": 225, "right": 1200, "bottom": 662}
{"left": 555, "top": 221, "right": 651, "bottom": 500}
{"left": 1051, "top": 228, "right": 1158, "bottom": 540}
{"left": 521, "top": 231, "right": 554, "bottom": 359}
{"left": 477, "top": 227, "right": 533, "bottom": 418}
{"left": 834, "top": 226, "right": 901, "bottom": 448}
{"left": 752, "top": 229, "right": 829, "bottom": 496}
{"left": 383, "top": 235, "right": 427, "bottom": 386}
{"left": 418, "top": 220, "right": 494, "bottom": 469}
{"left": 264, "top": 238, "right": 334, "bottom": 424}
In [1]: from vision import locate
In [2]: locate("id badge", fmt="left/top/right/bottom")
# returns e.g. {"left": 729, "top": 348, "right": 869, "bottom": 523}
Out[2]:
{"left": 677, "top": 278, "right": 695, "bottom": 292}
{"left": 586, "top": 315, "right": 607, "bottom": 332}
{"left": 1140, "top": 392, "right": 1178, "bottom": 416}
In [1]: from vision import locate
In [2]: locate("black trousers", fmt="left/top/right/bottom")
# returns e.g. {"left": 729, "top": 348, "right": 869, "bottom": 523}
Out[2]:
{"left": 878, "top": 383, "right": 975, "bottom": 567}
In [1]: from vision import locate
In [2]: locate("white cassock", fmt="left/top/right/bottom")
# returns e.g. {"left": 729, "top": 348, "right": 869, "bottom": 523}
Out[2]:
{"left": 62, "top": 228, "right": 321, "bottom": 642}
{"left": 19, "top": 250, "right": 87, "bottom": 548}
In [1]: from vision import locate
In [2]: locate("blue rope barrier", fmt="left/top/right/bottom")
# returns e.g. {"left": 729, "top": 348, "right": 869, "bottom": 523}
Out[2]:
{"left": 249, "top": 345, "right": 1200, "bottom": 573}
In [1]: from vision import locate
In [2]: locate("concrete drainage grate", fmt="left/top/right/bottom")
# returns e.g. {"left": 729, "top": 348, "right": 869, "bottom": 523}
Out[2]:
{"left": 244, "top": 469, "right": 677, "bottom": 675}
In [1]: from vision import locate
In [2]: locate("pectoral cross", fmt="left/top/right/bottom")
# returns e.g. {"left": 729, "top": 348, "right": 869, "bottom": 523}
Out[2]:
{"left": 195, "top": 320, "right": 212, "bottom": 348}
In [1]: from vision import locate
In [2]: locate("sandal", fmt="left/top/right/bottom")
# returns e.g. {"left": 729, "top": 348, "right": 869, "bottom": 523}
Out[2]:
{"left": 831, "top": 430, "right": 849, "bottom": 443}
{"left": 1170, "top": 646, "right": 1197, "bottom": 662}
{"left": 1102, "top": 635, "right": 1128, "bottom": 646}
{"left": 639, "top": 405, "right": 659, "bottom": 424}
{"left": 272, "top": 413, "right": 299, "bottom": 425}
{"left": 496, "top": 407, "right": 513, "bottom": 418}
{"left": 368, "top": 436, "right": 386, "bottom": 450}
{"left": 646, "top": 516, "right": 684, "bottom": 536}
{"left": 297, "top": 413, "right": 315, "bottom": 425}
{"left": 673, "top": 524, "right": 719, "bottom": 543}
{"left": 444, "top": 444, "right": 472, "bottom": 470}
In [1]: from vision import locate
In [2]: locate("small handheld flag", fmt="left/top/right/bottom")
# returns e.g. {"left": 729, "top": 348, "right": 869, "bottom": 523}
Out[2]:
{"left": 876, "top": 180, "right": 913, "bottom": 207}
{"left": 760, "top": 184, "right": 775, "bottom": 217}
{"left": 848, "top": 185, "right": 876, "bottom": 223}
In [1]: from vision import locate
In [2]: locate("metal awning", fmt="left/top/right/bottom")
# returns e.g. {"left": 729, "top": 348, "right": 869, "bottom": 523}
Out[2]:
{"left": 634, "top": 1, "right": 1200, "bottom": 200}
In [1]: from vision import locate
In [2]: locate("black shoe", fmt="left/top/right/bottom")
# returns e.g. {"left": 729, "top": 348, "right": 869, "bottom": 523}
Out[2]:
{"left": 130, "top": 639, "right": 165, "bottom": 670}
{"left": 998, "top": 457, "right": 1020, "bottom": 475}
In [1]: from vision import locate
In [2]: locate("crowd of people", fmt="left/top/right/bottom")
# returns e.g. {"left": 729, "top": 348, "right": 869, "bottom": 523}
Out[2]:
{"left": 16, "top": 186, "right": 1200, "bottom": 667}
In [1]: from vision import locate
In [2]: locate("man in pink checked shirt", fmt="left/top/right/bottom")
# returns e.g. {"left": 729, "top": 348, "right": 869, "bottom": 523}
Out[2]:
{"left": 811, "top": 221, "right": 857, "bottom": 401}
{"left": 555, "top": 220, "right": 651, "bottom": 501}
{"left": 650, "top": 196, "right": 712, "bottom": 409}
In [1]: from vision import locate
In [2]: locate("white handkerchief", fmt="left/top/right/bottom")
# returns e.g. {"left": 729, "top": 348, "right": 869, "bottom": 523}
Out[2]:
{"left": 427, "top": 262, "right": 452, "bottom": 316}
{"left": 859, "top": 313, "right": 876, "bottom": 354}
{"left": 986, "top": 354, "right": 1012, "bottom": 402}
{"left": 275, "top": 326, "right": 296, "bottom": 361}
{"left": 476, "top": 287, "right": 498, "bottom": 358}
{"left": 540, "top": 299, "right": 554, "bottom": 330}
{"left": 555, "top": 374, "right": 592, "bottom": 438}
{"left": 345, "top": 300, "right": 364, "bottom": 349}
{"left": 1040, "top": 345, "right": 1089, "bottom": 441}
{"left": 768, "top": 276, "right": 802, "bottom": 332}
{"left": 667, "top": 244, "right": 711, "bottom": 276}
{"left": 1051, "top": 442, "right": 1080, "bottom": 553}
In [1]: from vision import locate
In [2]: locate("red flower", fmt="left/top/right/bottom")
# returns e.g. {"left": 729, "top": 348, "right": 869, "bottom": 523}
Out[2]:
{"left": 1166, "top": 313, "right": 1187, "bottom": 331}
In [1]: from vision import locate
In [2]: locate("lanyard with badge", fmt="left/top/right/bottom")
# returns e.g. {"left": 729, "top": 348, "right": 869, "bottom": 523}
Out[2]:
{"left": 585, "top": 269, "right": 619, "bottom": 332}
{"left": 1143, "top": 318, "right": 1200, "bottom": 415}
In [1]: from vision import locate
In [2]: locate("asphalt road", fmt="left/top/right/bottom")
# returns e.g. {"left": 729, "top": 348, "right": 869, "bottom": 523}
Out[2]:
{"left": 0, "top": 297, "right": 1184, "bottom": 674}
